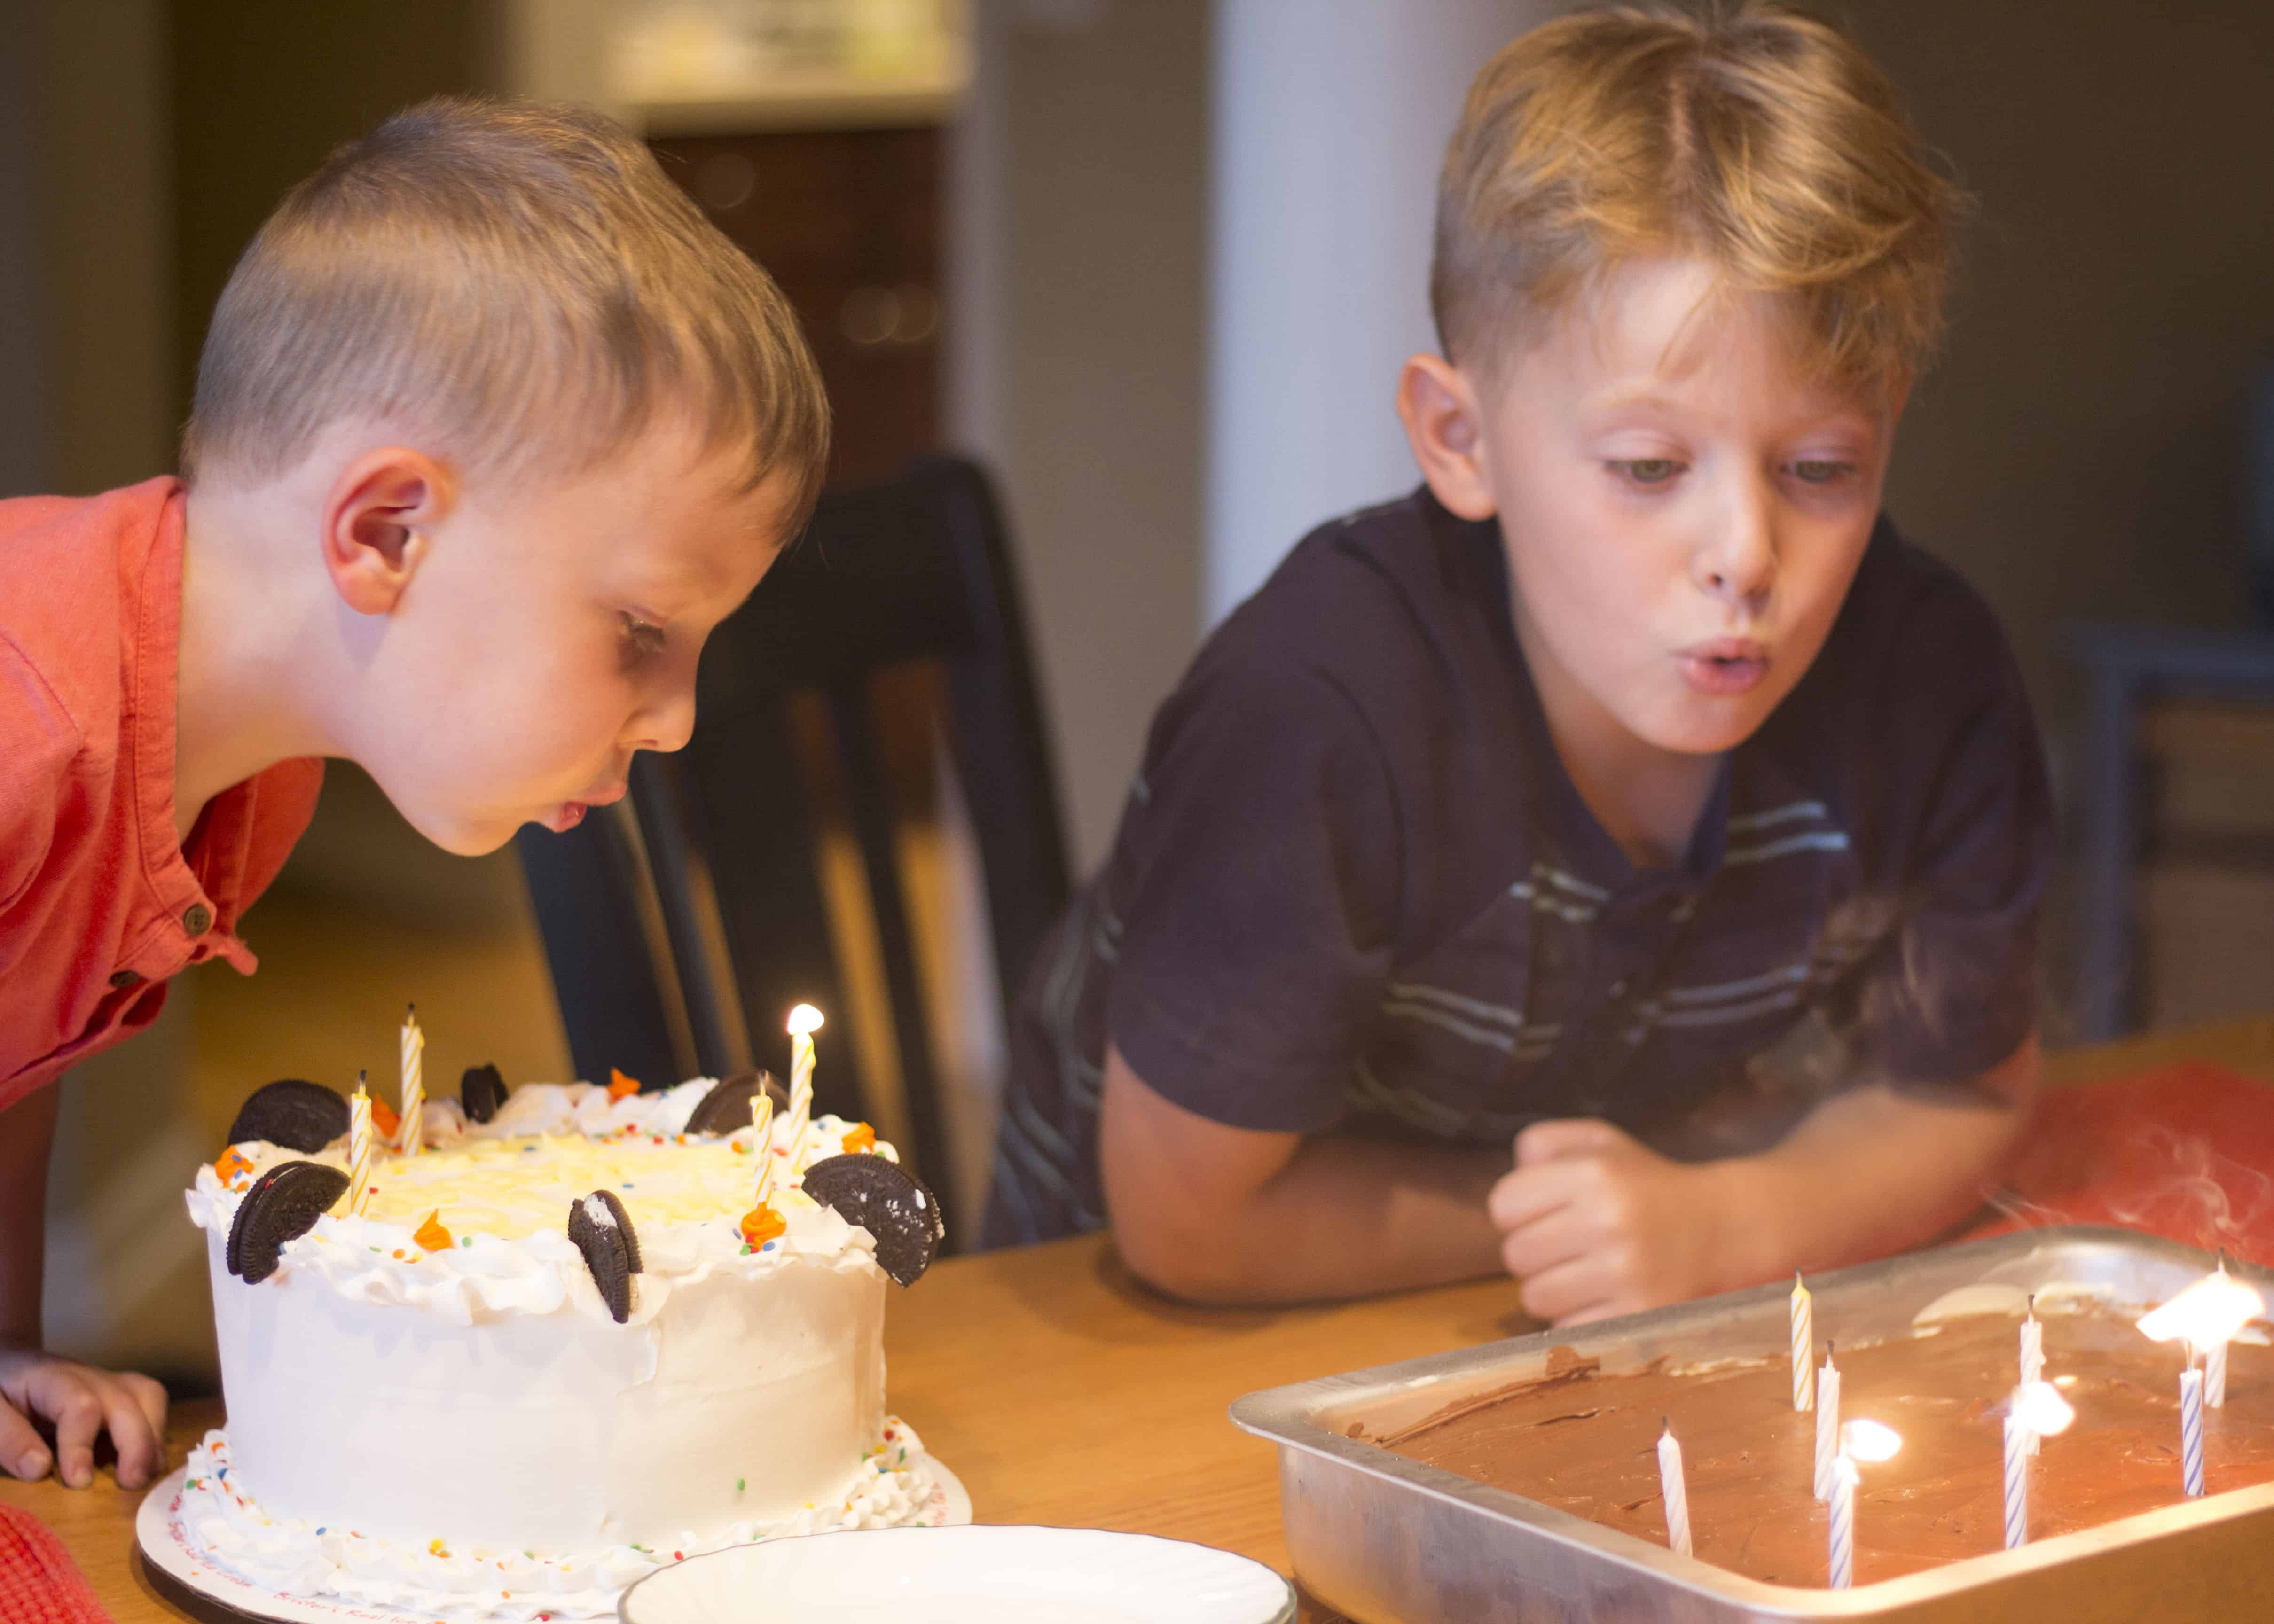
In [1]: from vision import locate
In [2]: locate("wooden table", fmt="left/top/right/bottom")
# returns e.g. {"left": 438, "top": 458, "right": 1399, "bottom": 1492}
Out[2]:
{"left": 14, "top": 1016, "right": 2274, "bottom": 1622}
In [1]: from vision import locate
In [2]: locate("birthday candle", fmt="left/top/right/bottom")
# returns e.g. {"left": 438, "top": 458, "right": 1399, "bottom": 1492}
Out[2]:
{"left": 2206, "top": 1339, "right": 2229, "bottom": 1410}
{"left": 2180, "top": 1364, "right": 2206, "bottom": 1498}
{"left": 750, "top": 1093, "right": 777, "bottom": 1209}
{"left": 397, "top": 1005, "right": 425, "bottom": 1155}
{"left": 346, "top": 1073, "right": 373, "bottom": 1216}
{"left": 2002, "top": 1414, "right": 2029, "bottom": 1549}
{"left": 1791, "top": 1272, "right": 1815, "bottom": 1412}
{"left": 1657, "top": 1421, "right": 1692, "bottom": 1558}
{"left": 1813, "top": 1345, "right": 1841, "bottom": 1502}
{"left": 2021, "top": 1297, "right": 2045, "bottom": 1453}
{"left": 785, "top": 1004, "right": 823, "bottom": 1171}
{"left": 1827, "top": 1452, "right": 1857, "bottom": 1589}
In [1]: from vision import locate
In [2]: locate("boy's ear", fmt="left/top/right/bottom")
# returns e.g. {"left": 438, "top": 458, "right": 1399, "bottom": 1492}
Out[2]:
{"left": 1396, "top": 353, "right": 1497, "bottom": 522}
{"left": 322, "top": 448, "right": 457, "bottom": 616}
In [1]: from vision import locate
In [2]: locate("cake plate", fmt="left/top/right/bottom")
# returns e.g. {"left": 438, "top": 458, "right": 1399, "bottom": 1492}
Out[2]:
{"left": 136, "top": 1458, "right": 970, "bottom": 1623}
{"left": 1231, "top": 1226, "right": 2274, "bottom": 1623}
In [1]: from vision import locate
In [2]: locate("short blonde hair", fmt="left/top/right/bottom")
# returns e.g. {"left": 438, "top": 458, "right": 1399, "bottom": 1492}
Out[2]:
{"left": 184, "top": 97, "right": 829, "bottom": 530}
{"left": 1432, "top": 3, "right": 1963, "bottom": 394}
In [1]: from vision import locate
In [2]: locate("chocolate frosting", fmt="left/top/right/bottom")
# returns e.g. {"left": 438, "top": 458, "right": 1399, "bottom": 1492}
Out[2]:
{"left": 1385, "top": 1307, "right": 2274, "bottom": 1588}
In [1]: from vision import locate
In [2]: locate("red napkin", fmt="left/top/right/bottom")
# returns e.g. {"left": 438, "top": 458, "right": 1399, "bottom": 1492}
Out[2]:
{"left": 0, "top": 1505, "right": 114, "bottom": 1624}
{"left": 1966, "top": 1062, "right": 2274, "bottom": 1263}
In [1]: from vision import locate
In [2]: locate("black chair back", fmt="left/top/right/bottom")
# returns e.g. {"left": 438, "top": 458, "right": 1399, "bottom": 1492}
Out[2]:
{"left": 517, "top": 456, "right": 1071, "bottom": 1237}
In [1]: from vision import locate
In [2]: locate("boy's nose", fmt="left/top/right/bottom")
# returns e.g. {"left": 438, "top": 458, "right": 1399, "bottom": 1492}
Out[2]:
{"left": 1694, "top": 481, "right": 1778, "bottom": 603}
{"left": 629, "top": 683, "right": 697, "bottom": 754}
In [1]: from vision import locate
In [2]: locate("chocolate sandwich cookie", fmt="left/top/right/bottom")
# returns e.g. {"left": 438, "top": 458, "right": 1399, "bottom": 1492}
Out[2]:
{"left": 227, "top": 1161, "right": 352, "bottom": 1282}
{"left": 225, "top": 1079, "right": 351, "bottom": 1154}
{"left": 799, "top": 1155, "right": 945, "bottom": 1287}
{"left": 567, "top": 1188, "right": 643, "bottom": 1322}
{"left": 684, "top": 1069, "right": 790, "bottom": 1136}
{"left": 459, "top": 1062, "right": 508, "bottom": 1124}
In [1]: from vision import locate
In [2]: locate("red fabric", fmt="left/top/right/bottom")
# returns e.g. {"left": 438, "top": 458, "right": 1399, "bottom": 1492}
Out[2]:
{"left": 0, "top": 1504, "right": 114, "bottom": 1624}
{"left": 0, "top": 479, "right": 323, "bottom": 1110}
{"left": 1967, "top": 1062, "right": 2274, "bottom": 1264}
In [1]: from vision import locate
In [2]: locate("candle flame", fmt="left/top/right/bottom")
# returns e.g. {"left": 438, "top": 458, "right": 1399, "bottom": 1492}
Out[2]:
{"left": 2137, "top": 1267, "right": 2265, "bottom": 1350}
{"left": 787, "top": 1003, "right": 826, "bottom": 1037}
{"left": 2010, "top": 1380, "right": 2076, "bottom": 1438}
{"left": 1841, "top": 1418, "right": 1903, "bottom": 1463}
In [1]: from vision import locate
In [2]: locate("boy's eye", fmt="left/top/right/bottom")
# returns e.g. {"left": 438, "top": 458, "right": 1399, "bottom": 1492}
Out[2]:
{"left": 1612, "top": 458, "right": 1683, "bottom": 486}
{"left": 1791, "top": 459, "right": 1857, "bottom": 485}
{"left": 620, "top": 613, "right": 667, "bottom": 661}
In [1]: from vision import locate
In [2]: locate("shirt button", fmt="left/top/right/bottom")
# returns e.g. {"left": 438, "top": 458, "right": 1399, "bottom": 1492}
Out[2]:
{"left": 183, "top": 903, "right": 213, "bottom": 936}
{"left": 108, "top": 969, "right": 141, "bottom": 990}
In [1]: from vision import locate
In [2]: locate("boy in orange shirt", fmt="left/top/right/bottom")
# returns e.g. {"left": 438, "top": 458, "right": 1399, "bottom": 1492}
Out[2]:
{"left": 0, "top": 100, "right": 826, "bottom": 1489}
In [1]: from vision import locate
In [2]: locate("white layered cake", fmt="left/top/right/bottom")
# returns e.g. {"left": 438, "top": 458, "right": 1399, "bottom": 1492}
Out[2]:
{"left": 179, "top": 1072, "right": 947, "bottom": 1621}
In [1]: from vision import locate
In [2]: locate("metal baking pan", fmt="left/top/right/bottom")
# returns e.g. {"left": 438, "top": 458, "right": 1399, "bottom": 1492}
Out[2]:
{"left": 1231, "top": 1226, "right": 2274, "bottom": 1622}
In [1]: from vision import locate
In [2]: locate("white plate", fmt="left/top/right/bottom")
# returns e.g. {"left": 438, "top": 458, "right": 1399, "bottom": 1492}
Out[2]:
{"left": 137, "top": 1459, "right": 972, "bottom": 1622}
{"left": 616, "top": 1524, "right": 1298, "bottom": 1624}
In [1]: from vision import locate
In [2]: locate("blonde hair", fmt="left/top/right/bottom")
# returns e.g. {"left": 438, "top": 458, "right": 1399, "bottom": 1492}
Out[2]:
{"left": 183, "top": 97, "right": 829, "bottom": 529}
{"left": 1432, "top": 3, "right": 1963, "bottom": 394}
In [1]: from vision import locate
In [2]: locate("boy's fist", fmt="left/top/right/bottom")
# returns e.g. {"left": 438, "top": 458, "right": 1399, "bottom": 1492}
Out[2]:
{"left": 1488, "top": 1118, "right": 1745, "bottom": 1326}
{"left": 0, "top": 1346, "right": 168, "bottom": 1490}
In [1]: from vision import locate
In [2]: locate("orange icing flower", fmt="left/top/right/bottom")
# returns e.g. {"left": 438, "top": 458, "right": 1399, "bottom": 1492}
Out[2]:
{"left": 413, "top": 1210, "right": 453, "bottom": 1251}
{"left": 739, "top": 1205, "right": 787, "bottom": 1247}
{"left": 841, "top": 1123, "right": 876, "bottom": 1154}
{"left": 369, "top": 1096, "right": 401, "bottom": 1139}
{"left": 608, "top": 1068, "right": 642, "bottom": 1101}
{"left": 212, "top": 1146, "right": 255, "bottom": 1184}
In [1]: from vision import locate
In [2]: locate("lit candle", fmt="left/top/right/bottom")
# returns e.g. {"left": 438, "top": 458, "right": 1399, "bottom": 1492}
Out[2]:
{"left": 2001, "top": 1380, "right": 2076, "bottom": 1549}
{"left": 1657, "top": 1420, "right": 1691, "bottom": 1558}
{"left": 1814, "top": 1344, "right": 1841, "bottom": 1502}
{"left": 749, "top": 1093, "right": 777, "bottom": 1209}
{"left": 397, "top": 1005, "right": 425, "bottom": 1156}
{"left": 785, "top": 1003, "right": 824, "bottom": 1171}
{"left": 346, "top": 1071, "right": 373, "bottom": 1216}
{"left": 2020, "top": 1295, "right": 2045, "bottom": 1454}
{"left": 1827, "top": 1452, "right": 1857, "bottom": 1590}
{"left": 2180, "top": 1362, "right": 2206, "bottom": 1499}
{"left": 1791, "top": 1272, "right": 1815, "bottom": 1413}
{"left": 2138, "top": 1259, "right": 2263, "bottom": 1421}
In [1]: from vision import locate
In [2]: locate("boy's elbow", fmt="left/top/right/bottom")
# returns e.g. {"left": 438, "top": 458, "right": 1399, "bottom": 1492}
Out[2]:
{"left": 1112, "top": 1209, "right": 1257, "bottom": 1305}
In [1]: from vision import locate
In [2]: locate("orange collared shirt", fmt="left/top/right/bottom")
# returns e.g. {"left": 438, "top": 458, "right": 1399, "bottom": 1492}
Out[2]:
{"left": 0, "top": 477, "right": 323, "bottom": 1110}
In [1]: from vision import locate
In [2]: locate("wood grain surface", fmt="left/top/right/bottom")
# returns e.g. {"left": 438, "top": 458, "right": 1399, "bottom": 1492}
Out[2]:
{"left": 7, "top": 1016, "right": 2268, "bottom": 1622}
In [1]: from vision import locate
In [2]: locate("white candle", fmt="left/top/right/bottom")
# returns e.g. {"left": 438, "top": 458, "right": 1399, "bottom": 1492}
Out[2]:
{"left": 1827, "top": 1452, "right": 1857, "bottom": 1590}
{"left": 2020, "top": 1298, "right": 2044, "bottom": 1453}
{"left": 785, "top": 1004, "right": 823, "bottom": 1170}
{"left": 346, "top": 1072, "right": 373, "bottom": 1216}
{"left": 1791, "top": 1272, "right": 1815, "bottom": 1413}
{"left": 2181, "top": 1365, "right": 2206, "bottom": 1498}
{"left": 1657, "top": 1421, "right": 1691, "bottom": 1557}
{"left": 2206, "top": 1339, "right": 2229, "bottom": 1409}
{"left": 397, "top": 1005, "right": 425, "bottom": 1156}
{"left": 2001, "top": 1414, "right": 2028, "bottom": 1549}
{"left": 1813, "top": 1347, "right": 1841, "bottom": 1502}
{"left": 750, "top": 1093, "right": 777, "bottom": 1209}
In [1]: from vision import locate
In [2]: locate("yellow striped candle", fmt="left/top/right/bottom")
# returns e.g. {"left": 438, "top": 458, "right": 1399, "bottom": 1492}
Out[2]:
{"left": 397, "top": 1005, "right": 424, "bottom": 1155}
{"left": 785, "top": 1004, "right": 823, "bottom": 1171}
{"left": 346, "top": 1072, "right": 373, "bottom": 1216}
{"left": 750, "top": 1093, "right": 777, "bottom": 1208}
{"left": 1791, "top": 1272, "right": 1815, "bottom": 1412}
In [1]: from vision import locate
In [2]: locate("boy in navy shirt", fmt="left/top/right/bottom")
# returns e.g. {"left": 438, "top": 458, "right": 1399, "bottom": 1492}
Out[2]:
{"left": 988, "top": 3, "right": 2052, "bottom": 1320}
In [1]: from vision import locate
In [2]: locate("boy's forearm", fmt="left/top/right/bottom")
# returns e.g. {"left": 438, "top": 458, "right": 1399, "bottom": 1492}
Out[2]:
{"left": 1714, "top": 1054, "right": 2034, "bottom": 1287}
{"left": 0, "top": 1089, "right": 55, "bottom": 1346}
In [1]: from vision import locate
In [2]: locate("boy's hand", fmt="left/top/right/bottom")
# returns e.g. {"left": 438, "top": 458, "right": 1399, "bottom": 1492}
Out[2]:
{"left": 0, "top": 1345, "right": 168, "bottom": 1490}
{"left": 1488, "top": 1118, "right": 1761, "bottom": 1326}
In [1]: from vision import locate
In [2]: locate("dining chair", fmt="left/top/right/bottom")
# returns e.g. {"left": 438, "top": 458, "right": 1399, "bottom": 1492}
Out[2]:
{"left": 516, "top": 455, "right": 1072, "bottom": 1240}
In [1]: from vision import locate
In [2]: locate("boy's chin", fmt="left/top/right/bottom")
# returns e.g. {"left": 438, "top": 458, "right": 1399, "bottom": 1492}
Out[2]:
{"left": 391, "top": 800, "right": 524, "bottom": 858}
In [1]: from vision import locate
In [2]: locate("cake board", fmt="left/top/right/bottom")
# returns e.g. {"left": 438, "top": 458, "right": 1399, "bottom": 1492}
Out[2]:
{"left": 1232, "top": 1226, "right": 2274, "bottom": 1623}
{"left": 136, "top": 1456, "right": 971, "bottom": 1622}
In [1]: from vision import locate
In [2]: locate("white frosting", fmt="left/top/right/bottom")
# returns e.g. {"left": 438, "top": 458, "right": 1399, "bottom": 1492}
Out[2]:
{"left": 181, "top": 1076, "right": 937, "bottom": 1619}
{"left": 178, "top": 1421, "right": 938, "bottom": 1621}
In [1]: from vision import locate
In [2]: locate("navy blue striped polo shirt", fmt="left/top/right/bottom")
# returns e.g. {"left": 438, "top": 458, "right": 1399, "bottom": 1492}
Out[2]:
{"left": 983, "top": 488, "right": 2054, "bottom": 1248}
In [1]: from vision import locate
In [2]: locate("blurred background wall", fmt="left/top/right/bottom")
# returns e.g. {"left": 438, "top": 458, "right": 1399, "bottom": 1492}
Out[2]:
{"left": 5, "top": 0, "right": 2274, "bottom": 1386}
